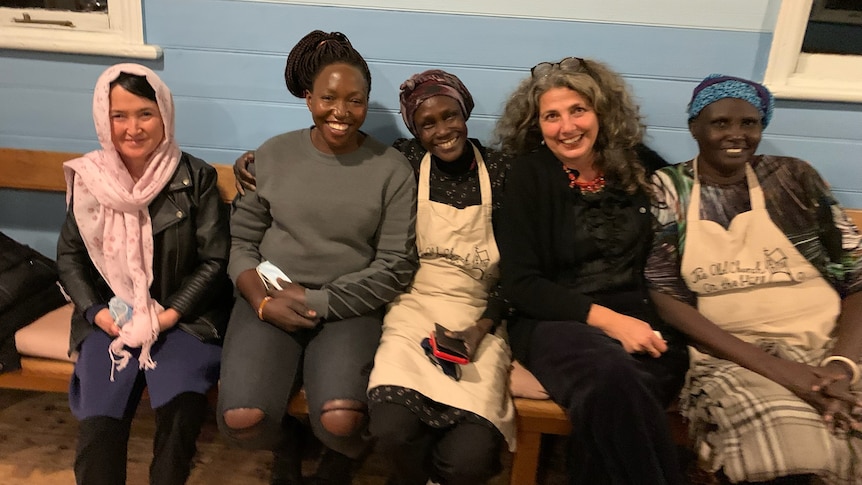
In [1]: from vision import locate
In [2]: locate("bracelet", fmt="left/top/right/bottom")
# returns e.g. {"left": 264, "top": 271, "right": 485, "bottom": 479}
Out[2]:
{"left": 257, "top": 296, "right": 273, "bottom": 321}
{"left": 821, "top": 355, "right": 861, "bottom": 385}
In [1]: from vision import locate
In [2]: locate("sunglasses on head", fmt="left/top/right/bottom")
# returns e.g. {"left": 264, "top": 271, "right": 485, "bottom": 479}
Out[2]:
{"left": 531, "top": 57, "right": 591, "bottom": 79}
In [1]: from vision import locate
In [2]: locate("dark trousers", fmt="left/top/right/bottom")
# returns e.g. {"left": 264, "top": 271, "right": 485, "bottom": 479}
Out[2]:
{"left": 217, "top": 297, "right": 382, "bottom": 458}
{"left": 369, "top": 401, "right": 503, "bottom": 485}
{"left": 74, "top": 388, "right": 208, "bottom": 485}
{"left": 526, "top": 321, "right": 688, "bottom": 485}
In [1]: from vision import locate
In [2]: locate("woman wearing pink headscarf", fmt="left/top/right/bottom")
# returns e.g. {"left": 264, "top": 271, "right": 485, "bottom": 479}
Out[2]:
{"left": 57, "top": 63, "right": 232, "bottom": 485}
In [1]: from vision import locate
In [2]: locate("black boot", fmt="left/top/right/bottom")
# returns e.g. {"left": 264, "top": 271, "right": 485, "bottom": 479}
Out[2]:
{"left": 307, "top": 447, "right": 356, "bottom": 485}
{"left": 75, "top": 416, "right": 132, "bottom": 485}
{"left": 271, "top": 415, "right": 305, "bottom": 485}
{"left": 151, "top": 392, "right": 208, "bottom": 485}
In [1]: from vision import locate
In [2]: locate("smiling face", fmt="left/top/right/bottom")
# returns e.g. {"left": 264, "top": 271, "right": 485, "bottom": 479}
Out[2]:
{"left": 689, "top": 97, "right": 763, "bottom": 181}
{"left": 537, "top": 87, "right": 599, "bottom": 169}
{"left": 413, "top": 95, "right": 469, "bottom": 162}
{"left": 109, "top": 84, "right": 165, "bottom": 171}
{"left": 305, "top": 62, "right": 369, "bottom": 155}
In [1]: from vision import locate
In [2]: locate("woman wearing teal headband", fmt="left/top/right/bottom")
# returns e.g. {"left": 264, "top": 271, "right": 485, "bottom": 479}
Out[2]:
{"left": 647, "top": 74, "right": 862, "bottom": 483}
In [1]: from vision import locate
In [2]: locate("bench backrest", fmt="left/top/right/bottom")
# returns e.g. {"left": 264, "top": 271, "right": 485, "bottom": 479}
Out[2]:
{"left": 0, "top": 148, "right": 237, "bottom": 203}
{"left": 1, "top": 147, "right": 860, "bottom": 228}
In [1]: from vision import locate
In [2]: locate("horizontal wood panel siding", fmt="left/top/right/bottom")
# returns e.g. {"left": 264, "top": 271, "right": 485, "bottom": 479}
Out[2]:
{"left": 1, "top": 0, "right": 860, "bottom": 241}
{"left": 249, "top": 0, "right": 778, "bottom": 31}
{"left": 144, "top": 0, "right": 769, "bottom": 80}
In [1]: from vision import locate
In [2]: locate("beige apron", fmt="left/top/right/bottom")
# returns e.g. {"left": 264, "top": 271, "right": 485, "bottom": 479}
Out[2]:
{"left": 680, "top": 159, "right": 840, "bottom": 354}
{"left": 368, "top": 144, "right": 515, "bottom": 450}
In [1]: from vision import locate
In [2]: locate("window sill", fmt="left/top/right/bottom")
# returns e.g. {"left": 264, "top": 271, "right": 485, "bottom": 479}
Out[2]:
{"left": 0, "top": 30, "right": 162, "bottom": 59}
{"left": 765, "top": 53, "right": 862, "bottom": 103}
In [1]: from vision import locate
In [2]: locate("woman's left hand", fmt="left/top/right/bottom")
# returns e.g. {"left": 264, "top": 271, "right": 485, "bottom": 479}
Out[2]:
{"left": 157, "top": 308, "right": 181, "bottom": 332}
{"left": 813, "top": 361, "right": 862, "bottom": 433}
{"left": 589, "top": 305, "right": 667, "bottom": 357}
{"left": 818, "top": 380, "right": 862, "bottom": 434}
{"left": 264, "top": 280, "right": 320, "bottom": 331}
{"left": 446, "top": 322, "right": 490, "bottom": 361}
{"left": 769, "top": 359, "right": 857, "bottom": 417}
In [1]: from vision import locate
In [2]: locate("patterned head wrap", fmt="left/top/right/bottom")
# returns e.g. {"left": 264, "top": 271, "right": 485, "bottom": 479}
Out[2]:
{"left": 399, "top": 69, "right": 474, "bottom": 136}
{"left": 688, "top": 74, "right": 775, "bottom": 128}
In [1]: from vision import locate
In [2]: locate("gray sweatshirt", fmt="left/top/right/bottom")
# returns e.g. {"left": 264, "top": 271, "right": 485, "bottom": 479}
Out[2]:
{"left": 229, "top": 128, "right": 418, "bottom": 320}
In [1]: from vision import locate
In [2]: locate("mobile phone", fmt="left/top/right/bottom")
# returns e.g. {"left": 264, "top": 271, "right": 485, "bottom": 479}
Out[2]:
{"left": 430, "top": 323, "right": 470, "bottom": 365}
{"left": 256, "top": 260, "right": 291, "bottom": 291}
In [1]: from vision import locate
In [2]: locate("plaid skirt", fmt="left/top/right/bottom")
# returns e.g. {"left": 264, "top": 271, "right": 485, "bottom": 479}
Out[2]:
{"left": 680, "top": 340, "right": 861, "bottom": 484}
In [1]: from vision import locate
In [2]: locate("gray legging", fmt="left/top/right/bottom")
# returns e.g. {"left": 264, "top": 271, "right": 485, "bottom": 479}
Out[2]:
{"left": 216, "top": 297, "right": 382, "bottom": 458}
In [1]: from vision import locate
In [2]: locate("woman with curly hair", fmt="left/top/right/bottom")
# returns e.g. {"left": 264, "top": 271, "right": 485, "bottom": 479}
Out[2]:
{"left": 494, "top": 57, "right": 689, "bottom": 484}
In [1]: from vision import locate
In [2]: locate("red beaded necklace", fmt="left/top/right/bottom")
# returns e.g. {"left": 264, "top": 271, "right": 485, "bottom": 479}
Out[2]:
{"left": 562, "top": 166, "right": 606, "bottom": 193}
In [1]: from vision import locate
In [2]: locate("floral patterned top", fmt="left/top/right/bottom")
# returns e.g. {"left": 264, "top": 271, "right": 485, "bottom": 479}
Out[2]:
{"left": 647, "top": 155, "right": 862, "bottom": 305}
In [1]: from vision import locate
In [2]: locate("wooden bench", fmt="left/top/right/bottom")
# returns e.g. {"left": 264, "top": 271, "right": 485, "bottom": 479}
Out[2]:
{"left": 2, "top": 147, "right": 861, "bottom": 484}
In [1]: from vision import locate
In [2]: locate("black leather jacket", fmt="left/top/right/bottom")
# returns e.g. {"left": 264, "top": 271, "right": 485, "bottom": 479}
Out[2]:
{"left": 57, "top": 152, "right": 233, "bottom": 353}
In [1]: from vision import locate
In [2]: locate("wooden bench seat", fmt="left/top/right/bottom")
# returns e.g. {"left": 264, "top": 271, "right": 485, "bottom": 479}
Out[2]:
{"left": 2, "top": 147, "right": 861, "bottom": 485}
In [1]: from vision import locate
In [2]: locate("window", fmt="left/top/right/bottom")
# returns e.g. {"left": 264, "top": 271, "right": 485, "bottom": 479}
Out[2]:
{"left": 0, "top": 0, "right": 161, "bottom": 59}
{"left": 764, "top": 0, "right": 862, "bottom": 102}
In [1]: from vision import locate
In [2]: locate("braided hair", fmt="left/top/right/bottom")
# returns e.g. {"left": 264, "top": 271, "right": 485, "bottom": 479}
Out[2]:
{"left": 284, "top": 30, "right": 372, "bottom": 98}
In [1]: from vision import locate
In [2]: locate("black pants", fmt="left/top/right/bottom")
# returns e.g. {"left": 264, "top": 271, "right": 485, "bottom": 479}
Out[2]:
{"left": 369, "top": 401, "right": 503, "bottom": 485}
{"left": 74, "top": 389, "right": 208, "bottom": 485}
{"left": 526, "top": 321, "right": 688, "bottom": 485}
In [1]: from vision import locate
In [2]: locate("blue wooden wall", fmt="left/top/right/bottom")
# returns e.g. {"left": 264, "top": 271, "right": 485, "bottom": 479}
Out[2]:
{"left": 2, "top": 0, "right": 861, "bottom": 256}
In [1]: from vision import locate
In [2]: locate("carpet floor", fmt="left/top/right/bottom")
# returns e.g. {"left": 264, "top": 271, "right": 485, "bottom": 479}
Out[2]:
{"left": 0, "top": 389, "right": 534, "bottom": 485}
{"left": 0, "top": 389, "right": 714, "bottom": 484}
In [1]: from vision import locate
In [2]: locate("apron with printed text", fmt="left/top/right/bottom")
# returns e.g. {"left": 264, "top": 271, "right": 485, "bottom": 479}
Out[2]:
{"left": 367, "top": 144, "right": 515, "bottom": 450}
{"left": 680, "top": 160, "right": 840, "bottom": 354}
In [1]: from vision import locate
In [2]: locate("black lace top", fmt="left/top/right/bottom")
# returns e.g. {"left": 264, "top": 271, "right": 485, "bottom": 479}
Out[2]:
{"left": 392, "top": 137, "right": 509, "bottom": 211}
{"left": 496, "top": 144, "right": 669, "bottom": 363}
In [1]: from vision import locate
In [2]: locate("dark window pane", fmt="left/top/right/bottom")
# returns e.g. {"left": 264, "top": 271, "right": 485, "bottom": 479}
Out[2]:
{"left": 802, "top": 0, "right": 862, "bottom": 55}
{"left": 0, "top": 1, "right": 106, "bottom": 12}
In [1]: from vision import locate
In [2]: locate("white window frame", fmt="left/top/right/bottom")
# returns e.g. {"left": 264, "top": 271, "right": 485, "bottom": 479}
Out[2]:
{"left": 0, "top": 0, "right": 161, "bottom": 59}
{"left": 764, "top": 0, "right": 862, "bottom": 102}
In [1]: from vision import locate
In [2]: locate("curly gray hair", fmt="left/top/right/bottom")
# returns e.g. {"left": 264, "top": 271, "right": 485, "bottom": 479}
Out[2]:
{"left": 494, "top": 58, "right": 650, "bottom": 195}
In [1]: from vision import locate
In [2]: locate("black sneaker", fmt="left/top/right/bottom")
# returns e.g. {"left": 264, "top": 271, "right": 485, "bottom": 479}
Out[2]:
{"left": 307, "top": 447, "right": 355, "bottom": 485}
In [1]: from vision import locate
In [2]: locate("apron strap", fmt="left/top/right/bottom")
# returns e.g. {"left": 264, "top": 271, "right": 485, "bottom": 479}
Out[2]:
{"left": 689, "top": 157, "right": 765, "bottom": 221}
{"left": 418, "top": 142, "right": 491, "bottom": 205}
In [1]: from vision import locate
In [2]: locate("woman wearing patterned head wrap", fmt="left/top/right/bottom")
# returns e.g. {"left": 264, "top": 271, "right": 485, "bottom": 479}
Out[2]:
{"left": 57, "top": 63, "right": 232, "bottom": 484}
{"left": 233, "top": 68, "right": 515, "bottom": 485}
{"left": 647, "top": 74, "right": 862, "bottom": 483}
{"left": 365, "top": 69, "right": 515, "bottom": 485}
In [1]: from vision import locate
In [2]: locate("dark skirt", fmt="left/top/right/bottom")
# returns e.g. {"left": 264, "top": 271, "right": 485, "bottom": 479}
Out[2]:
{"left": 69, "top": 328, "right": 221, "bottom": 420}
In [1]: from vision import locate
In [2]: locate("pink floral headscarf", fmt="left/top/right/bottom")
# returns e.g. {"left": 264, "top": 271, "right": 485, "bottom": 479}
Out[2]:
{"left": 63, "top": 63, "right": 180, "bottom": 379}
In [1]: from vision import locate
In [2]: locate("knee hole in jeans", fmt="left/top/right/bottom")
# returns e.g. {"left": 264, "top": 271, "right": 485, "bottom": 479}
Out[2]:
{"left": 222, "top": 407, "right": 266, "bottom": 440}
{"left": 320, "top": 399, "right": 366, "bottom": 437}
